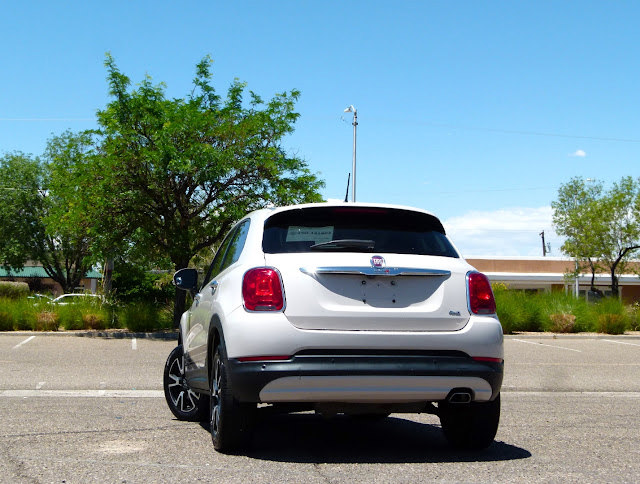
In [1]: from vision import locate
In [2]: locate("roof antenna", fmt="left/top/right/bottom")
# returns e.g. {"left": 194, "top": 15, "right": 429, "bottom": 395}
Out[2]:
{"left": 344, "top": 173, "right": 351, "bottom": 202}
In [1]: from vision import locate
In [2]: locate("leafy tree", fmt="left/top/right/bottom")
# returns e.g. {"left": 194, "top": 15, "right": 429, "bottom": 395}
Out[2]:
{"left": 0, "top": 136, "right": 98, "bottom": 293}
{"left": 87, "top": 54, "right": 324, "bottom": 323}
{"left": 552, "top": 177, "right": 640, "bottom": 297}
{"left": 110, "top": 258, "right": 175, "bottom": 304}
{"left": 0, "top": 153, "right": 45, "bottom": 269}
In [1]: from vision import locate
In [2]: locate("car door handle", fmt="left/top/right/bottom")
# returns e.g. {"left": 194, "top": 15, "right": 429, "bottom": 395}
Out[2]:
{"left": 209, "top": 281, "right": 219, "bottom": 296}
{"left": 194, "top": 293, "right": 202, "bottom": 307}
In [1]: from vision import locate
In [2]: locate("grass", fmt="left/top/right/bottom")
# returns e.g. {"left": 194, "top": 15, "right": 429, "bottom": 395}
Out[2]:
{"left": 0, "top": 297, "right": 174, "bottom": 332}
{"left": 493, "top": 286, "right": 632, "bottom": 334}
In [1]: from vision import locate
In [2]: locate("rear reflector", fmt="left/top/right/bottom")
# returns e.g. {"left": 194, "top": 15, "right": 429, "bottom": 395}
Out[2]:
{"left": 468, "top": 272, "right": 497, "bottom": 315}
{"left": 472, "top": 357, "right": 503, "bottom": 363}
{"left": 243, "top": 267, "right": 284, "bottom": 311}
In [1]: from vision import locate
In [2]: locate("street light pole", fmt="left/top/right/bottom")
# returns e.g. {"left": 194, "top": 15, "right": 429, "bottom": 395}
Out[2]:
{"left": 344, "top": 105, "right": 357, "bottom": 202}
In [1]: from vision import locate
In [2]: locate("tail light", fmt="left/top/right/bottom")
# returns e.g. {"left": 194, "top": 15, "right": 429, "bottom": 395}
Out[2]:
{"left": 468, "top": 272, "right": 496, "bottom": 315}
{"left": 243, "top": 268, "right": 284, "bottom": 311}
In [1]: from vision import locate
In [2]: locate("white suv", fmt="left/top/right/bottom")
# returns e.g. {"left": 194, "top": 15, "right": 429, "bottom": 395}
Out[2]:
{"left": 163, "top": 202, "right": 503, "bottom": 453}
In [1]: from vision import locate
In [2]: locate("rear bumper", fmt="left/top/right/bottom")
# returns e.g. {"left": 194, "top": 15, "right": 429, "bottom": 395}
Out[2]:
{"left": 227, "top": 353, "right": 503, "bottom": 404}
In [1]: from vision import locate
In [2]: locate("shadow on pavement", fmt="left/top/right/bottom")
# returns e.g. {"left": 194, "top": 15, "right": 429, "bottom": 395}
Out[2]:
{"left": 203, "top": 411, "right": 531, "bottom": 464}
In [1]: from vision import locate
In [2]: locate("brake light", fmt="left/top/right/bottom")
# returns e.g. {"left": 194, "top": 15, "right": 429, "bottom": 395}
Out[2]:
{"left": 243, "top": 268, "right": 284, "bottom": 311}
{"left": 468, "top": 272, "right": 496, "bottom": 315}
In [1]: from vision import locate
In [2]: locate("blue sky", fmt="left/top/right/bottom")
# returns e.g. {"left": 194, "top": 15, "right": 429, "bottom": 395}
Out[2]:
{"left": 1, "top": 1, "right": 638, "bottom": 257}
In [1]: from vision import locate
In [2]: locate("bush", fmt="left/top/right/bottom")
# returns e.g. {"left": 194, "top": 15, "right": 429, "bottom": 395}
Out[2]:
{"left": 0, "top": 310, "right": 12, "bottom": 331}
{"left": 549, "top": 313, "right": 576, "bottom": 333}
{"left": 597, "top": 314, "right": 627, "bottom": 335}
{"left": 0, "top": 282, "right": 30, "bottom": 299}
{"left": 493, "top": 287, "right": 545, "bottom": 333}
{"left": 111, "top": 260, "right": 175, "bottom": 304}
{"left": 0, "top": 298, "right": 38, "bottom": 330}
{"left": 118, "top": 302, "right": 173, "bottom": 332}
{"left": 493, "top": 288, "right": 631, "bottom": 334}
{"left": 35, "top": 311, "right": 59, "bottom": 331}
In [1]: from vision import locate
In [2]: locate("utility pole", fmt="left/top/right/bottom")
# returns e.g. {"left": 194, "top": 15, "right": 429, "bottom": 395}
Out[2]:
{"left": 344, "top": 105, "right": 357, "bottom": 202}
{"left": 540, "top": 231, "right": 547, "bottom": 257}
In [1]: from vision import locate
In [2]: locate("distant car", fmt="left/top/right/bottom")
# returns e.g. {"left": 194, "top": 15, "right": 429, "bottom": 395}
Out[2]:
{"left": 51, "top": 293, "right": 104, "bottom": 305}
{"left": 164, "top": 202, "right": 504, "bottom": 453}
{"left": 27, "top": 293, "right": 53, "bottom": 303}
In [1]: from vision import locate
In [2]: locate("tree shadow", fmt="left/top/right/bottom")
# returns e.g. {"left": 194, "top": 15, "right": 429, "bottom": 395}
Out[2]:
{"left": 202, "top": 410, "right": 531, "bottom": 464}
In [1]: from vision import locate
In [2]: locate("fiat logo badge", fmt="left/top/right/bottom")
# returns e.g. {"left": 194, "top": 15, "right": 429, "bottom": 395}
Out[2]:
{"left": 371, "top": 255, "right": 385, "bottom": 268}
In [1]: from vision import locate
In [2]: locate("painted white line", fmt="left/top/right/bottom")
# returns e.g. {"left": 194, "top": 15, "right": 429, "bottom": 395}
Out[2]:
{"left": 512, "top": 338, "right": 582, "bottom": 353}
{"left": 0, "top": 390, "right": 163, "bottom": 398}
{"left": 504, "top": 391, "right": 640, "bottom": 398}
{"left": 12, "top": 336, "right": 35, "bottom": 349}
{"left": 35, "top": 382, "right": 46, "bottom": 390}
{"left": 132, "top": 338, "right": 137, "bottom": 350}
{"left": 99, "top": 381, "right": 106, "bottom": 396}
{"left": 603, "top": 339, "right": 640, "bottom": 348}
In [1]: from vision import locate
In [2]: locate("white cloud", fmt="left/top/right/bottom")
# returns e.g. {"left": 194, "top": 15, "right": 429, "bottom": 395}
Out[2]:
{"left": 443, "top": 206, "right": 564, "bottom": 257}
{"left": 569, "top": 149, "right": 587, "bottom": 157}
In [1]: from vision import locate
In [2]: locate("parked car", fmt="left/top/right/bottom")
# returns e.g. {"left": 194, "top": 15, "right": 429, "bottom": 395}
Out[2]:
{"left": 163, "top": 202, "right": 503, "bottom": 453}
{"left": 51, "top": 293, "right": 104, "bottom": 305}
{"left": 27, "top": 293, "right": 53, "bottom": 303}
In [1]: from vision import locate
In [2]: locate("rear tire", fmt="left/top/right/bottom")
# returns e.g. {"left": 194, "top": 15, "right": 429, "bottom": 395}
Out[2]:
{"left": 210, "top": 343, "right": 255, "bottom": 453}
{"left": 163, "top": 345, "right": 209, "bottom": 422}
{"left": 439, "top": 394, "right": 500, "bottom": 449}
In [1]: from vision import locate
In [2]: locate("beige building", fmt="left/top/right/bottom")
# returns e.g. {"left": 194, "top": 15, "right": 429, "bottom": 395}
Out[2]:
{"left": 468, "top": 256, "right": 640, "bottom": 304}
{"left": 0, "top": 263, "right": 101, "bottom": 296}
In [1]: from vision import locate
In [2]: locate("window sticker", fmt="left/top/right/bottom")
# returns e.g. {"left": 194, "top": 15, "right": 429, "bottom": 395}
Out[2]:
{"left": 286, "top": 226, "right": 334, "bottom": 244}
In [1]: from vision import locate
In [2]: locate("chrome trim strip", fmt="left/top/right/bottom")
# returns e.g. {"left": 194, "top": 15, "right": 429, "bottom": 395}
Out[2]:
{"left": 300, "top": 267, "right": 451, "bottom": 277}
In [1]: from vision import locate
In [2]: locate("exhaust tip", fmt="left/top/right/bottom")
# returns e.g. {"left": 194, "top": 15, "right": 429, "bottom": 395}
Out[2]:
{"left": 447, "top": 391, "right": 472, "bottom": 404}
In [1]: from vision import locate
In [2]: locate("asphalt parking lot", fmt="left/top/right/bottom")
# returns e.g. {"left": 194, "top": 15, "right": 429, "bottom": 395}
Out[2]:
{"left": 1, "top": 333, "right": 639, "bottom": 483}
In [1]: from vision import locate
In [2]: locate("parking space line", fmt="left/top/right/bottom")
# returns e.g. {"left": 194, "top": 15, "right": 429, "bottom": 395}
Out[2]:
{"left": 0, "top": 389, "right": 163, "bottom": 398}
{"left": 12, "top": 336, "right": 35, "bottom": 349}
{"left": 512, "top": 338, "right": 582, "bottom": 353}
{"left": 603, "top": 339, "right": 640, "bottom": 347}
{"left": 132, "top": 338, "right": 137, "bottom": 350}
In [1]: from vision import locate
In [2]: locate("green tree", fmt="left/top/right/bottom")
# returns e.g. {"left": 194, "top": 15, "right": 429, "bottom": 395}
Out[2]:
{"left": 0, "top": 137, "right": 98, "bottom": 293}
{"left": 0, "top": 153, "right": 45, "bottom": 269}
{"left": 89, "top": 54, "right": 324, "bottom": 323}
{"left": 552, "top": 176, "right": 640, "bottom": 297}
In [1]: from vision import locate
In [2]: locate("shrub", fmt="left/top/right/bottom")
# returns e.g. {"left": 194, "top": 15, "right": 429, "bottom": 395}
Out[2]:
{"left": 0, "top": 282, "right": 30, "bottom": 299}
{"left": 0, "top": 310, "right": 12, "bottom": 331}
{"left": 590, "top": 298, "right": 629, "bottom": 334}
{"left": 111, "top": 260, "right": 175, "bottom": 304}
{"left": 35, "top": 312, "right": 59, "bottom": 331}
{"left": 0, "top": 298, "right": 38, "bottom": 330}
{"left": 549, "top": 313, "right": 576, "bottom": 333}
{"left": 629, "top": 302, "right": 640, "bottom": 331}
{"left": 597, "top": 314, "right": 627, "bottom": 335}
{"left": 119, "top": 302, "right": 173, "bottom": 332}
{"left": 494, "top": 288, "right": 545, "bottom": 333}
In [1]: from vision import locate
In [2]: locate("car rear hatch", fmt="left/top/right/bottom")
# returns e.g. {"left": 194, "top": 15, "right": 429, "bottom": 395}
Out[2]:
{"left": 261, "top": 205, "right": 471, "bottom": 332}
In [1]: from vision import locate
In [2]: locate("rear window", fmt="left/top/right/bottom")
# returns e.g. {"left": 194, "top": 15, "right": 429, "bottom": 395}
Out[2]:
{"left": 262, "top": 206, "right": 459, "bottom": 257}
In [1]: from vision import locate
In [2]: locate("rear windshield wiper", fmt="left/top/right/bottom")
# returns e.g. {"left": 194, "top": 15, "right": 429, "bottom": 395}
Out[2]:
{"left": 310, "top": 239, "right": 375, "bottom": 251}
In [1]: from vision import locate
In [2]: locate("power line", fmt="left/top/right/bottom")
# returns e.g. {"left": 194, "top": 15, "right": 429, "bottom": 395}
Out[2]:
{"left": 0, "top": 118, "right": 94, "bottom": 122}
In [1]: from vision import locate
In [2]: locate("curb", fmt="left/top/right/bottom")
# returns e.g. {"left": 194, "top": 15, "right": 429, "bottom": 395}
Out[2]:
{"left": 4, "top": 330, "right": 178, "bottom": 340}
{"left": 505, "top": 332, "right": 640, "bottom": 340}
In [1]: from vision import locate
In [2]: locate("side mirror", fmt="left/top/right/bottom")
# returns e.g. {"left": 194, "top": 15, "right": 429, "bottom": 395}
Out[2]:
{"left": 173, "top": 268, "right": 198, "bottom": 292}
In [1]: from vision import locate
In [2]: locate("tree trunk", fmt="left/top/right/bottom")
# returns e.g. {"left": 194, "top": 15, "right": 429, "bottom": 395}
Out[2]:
{"left": 172, "top": 259, "right": 191, "bottom": 329}
{"left": 610, "top": 267, "right": 619, "bottom": 298}
{"left": 173, "top": 289, "right": 187, "bottom": 329}
{"left": 103, "top": 258, "right": 114, "bottom": 298}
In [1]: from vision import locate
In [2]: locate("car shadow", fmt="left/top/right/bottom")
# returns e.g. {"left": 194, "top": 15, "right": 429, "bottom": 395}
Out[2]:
{"left": 202, "top": 411, "right": 531, "bottom": 464}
